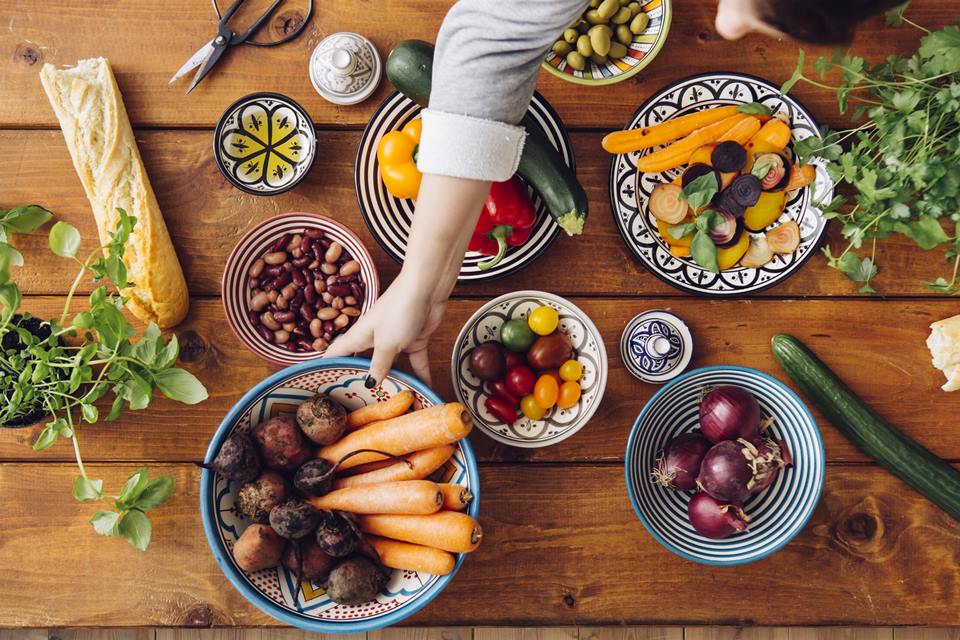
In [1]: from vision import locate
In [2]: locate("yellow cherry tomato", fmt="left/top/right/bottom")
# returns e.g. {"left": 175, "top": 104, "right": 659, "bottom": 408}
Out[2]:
{"left": 520, "top": 394, "right": 546, "bottom": 420}
{"left": 533, "top": 373, "right": 560, "bottom": 409}
{"left": 557, "top": 381, "right": 582, "bottom": 409}
{"left": 559, "top": 359, "right": 583, "bottom": 382}
{"left": 527, "top": 305, "right": 559, "bottom": 336}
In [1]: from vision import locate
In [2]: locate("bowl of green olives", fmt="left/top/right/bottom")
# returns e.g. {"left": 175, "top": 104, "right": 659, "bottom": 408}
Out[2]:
{"left": 543, "top": 0, "right": 672, "bottom": 86}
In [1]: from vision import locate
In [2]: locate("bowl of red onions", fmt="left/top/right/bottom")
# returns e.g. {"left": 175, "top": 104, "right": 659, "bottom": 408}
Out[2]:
{"left": 625, "top": 365, "right": 824, "bottom": 565}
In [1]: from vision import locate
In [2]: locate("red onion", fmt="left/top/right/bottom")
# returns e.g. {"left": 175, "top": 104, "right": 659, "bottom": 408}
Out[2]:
{"left": 699, "top": 385, "right": 763, "bottom": 443}
{"left": 698, "top": 438, "right": 789, "bottom": 503}
{"left": 688, "top": 492, "right": 749, "bottom": 539}
{"left": 748, "top": 437, "right": 792, "bottom": 494}
{"left": 652, "top": 431, "right": 711, "bottom": 491}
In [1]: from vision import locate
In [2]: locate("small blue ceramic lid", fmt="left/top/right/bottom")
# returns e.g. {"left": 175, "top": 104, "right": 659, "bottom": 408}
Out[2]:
{"left": 620, "top": 310, "right": 693, "bottom": 383}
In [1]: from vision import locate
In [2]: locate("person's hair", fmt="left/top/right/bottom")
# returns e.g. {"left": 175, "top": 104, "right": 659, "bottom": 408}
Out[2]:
{"left": 758, "top": 0, "right": 903, "bottom": 44}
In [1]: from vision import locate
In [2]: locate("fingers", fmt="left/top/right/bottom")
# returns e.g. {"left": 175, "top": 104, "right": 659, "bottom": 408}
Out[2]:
{"left": 324, "top": 318, "right": 373, "bottom": 359}
{"left": 366, "top": 342, "right": 398, "bottom": 389}
{"left": 408, "top": 345, "right": 432, "bottom": 387}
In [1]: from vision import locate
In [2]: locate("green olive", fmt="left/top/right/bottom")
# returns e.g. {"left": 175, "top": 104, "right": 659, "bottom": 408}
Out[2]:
{"left": 589, "top": 27, "right": 612, "bottom": 56}
{"left": 619, "top": 0, "right": 631, "bottom": 5}
{"left": 611, "top": 6, "right": 632, "bottom": 24}
{"left": 630, "top": 12, "right": 650, "bottom": 34}
{"left": 608, "top": 41, "right": 628, "bottom": 59}
{"left": 616, "top": 24, "right": 633, "bottom": 45}
{"left": 565, "top": 51, "right": 587, "bottom": 71}
{"left": 591, "top": 52, "right": 609, "bottom": 65}
{"left": 562, "top": 28, "right": 578, "bottom": 44}
{"left": 588, "top": 24, "right": 613, "bottom": 37}
{"left": 577, "top": 19, "right": 592, "bottom": 33}
{"left": 552, "top": 40, "right": 573, "bottom": 56}
{"left": 585, "top": 9, "right": 606, "bottom": 24}
{"left": 589, "top": 0, "right": 601, "bottom": 7}
{"left": 628, "top": 1, "right": 641, "bottom": 14}
{"left": 576, "top": 34, "right": 594, "bottom": 57}
{"left": 596, "top": 0, "right": 619, "bottom": 20}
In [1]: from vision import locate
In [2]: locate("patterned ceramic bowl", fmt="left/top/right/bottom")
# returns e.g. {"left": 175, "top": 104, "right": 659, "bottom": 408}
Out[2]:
{"left": 625, "top": 365, "right": 824, "bottom": 565}
{"left": 451, "top": 291, "right": 608, "bottom": 448}
{"left": 222, "top": 212, "right": 380, "bottom": 366}
{"left": 620, "top": 309, "right": 693, "bottom": 383}
{"left": 542, "top": 0, "right": 672, "bottom": 86}
{"left": 200, "top": 357, "right": 480, "bottom": 632}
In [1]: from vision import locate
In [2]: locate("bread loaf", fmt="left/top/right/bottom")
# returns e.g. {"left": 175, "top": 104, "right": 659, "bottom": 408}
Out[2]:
{"left": 927, "top": 314, "right": 960, "bottom": 392}
{"left": 39, "top": 57, "right": 188, "bottom": 328}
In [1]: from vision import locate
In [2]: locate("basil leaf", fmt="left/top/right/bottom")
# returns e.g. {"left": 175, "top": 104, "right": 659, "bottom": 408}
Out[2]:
{"left": 133, "top": 323, "right": 161, "bottom": 364}
{"left": 106, "top": 395, "right": 125, "bottom": 422}
{"left": 155, "top": 334, "right": 180, "bottom": 370}
{"left": 49, "top": 221, "right": 81, "bottom": 258}
{"left": 0, "top": 282, "right": 21, "bottom": 319}
{"left": 90, "top": 510, "right": 120, "bottom": 537}
{"left": 32, "top": 424, "right": 59, "bottom": 451}
{"left": 118, "top": 509, "right": 152, "bottom": 551}
{"left": 135, "top": 477, "right": 174, "bottom": 511}
{"left": 668, "top": 223, "right": 697, "bottom": 240}
{"left": 72, "top": 476, "right": 103, "bottom": 502}
{"left": 691, "top": 230, "right": 720, "bottom": 273}
{"left": 3, "top": 205, "right": 52, "bottom": 233}
{"left": 80, "top": 403, "right": 99, "bottom": 424}
{"left": 118, "top": 467, "right": 150, "bottom": 506}
{"left": 736, "top": 102, "right": 772, "bottom": 116}
{"left": 153, "top": 368, "right": 208, "bottom": 405}
{"left": 751, "top": 158, "right": 777, "bottom": 180}
{"left": 0, "top": 243, "right": 23, "bottom": 268}
{"left": 681, "top": 173, "right": 719, "bottom": 211}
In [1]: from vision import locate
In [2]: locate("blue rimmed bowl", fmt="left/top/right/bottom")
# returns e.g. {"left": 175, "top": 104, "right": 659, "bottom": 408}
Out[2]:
{"left": 200, "top": 357, "right": 480, "bottom": 633}
{"left": 625, "top": 365, "right": 824, "bottom": 565}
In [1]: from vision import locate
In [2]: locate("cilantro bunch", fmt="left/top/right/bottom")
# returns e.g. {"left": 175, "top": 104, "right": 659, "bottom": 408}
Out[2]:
{"left": 781, "top": 5, "right": 960, "bottom": 293}
{"left": 0, "top": 206, "right": 207, "bottom": 550}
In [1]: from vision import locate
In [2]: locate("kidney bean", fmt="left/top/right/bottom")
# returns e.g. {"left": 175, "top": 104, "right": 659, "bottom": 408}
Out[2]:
{"left": 321, "top": 292, "right": 333, "bottom": 304}
{"left": 316, "top": 307, "right": 338, "bottom": 321}
{"left": 276, "top": 296, "right": 289, "bottom": 310}
{"left": 296, "top": 338, "right": 314, "bottom": 351}
{"left": 304, "top": 227, "right": 324, "bottom": 239}
{"left": 287, "top": 234, "right": 302, "bottom": 251}
{"left": 282, "top": 342, "right": 297, "bottom": 352}
{"left": 323, "top": 320, "right": 336, "bottom": 334}
{"left": 349, "top": 283, "right": 363, "bottom": 301}
{"left": 333, "top": 313, "right": 350, "bottom": 329}
{"left": 344, "top": 295, "right": 357, "bottom": 306}
{"left": 328, "top": 284, "right": 351, "bottom": 297}
{"left": 293, "top": 325, "right": 307, "bottom": 337}
{"left": 290, "top": 300, "right": 301, "bottom": 313}
{"left": 291, "top": 256, "right": 310, "bottom": 268}
{"left": 256, "top": 325, "right": 274, "bottom": 343}
{"left": 342, "top": 306, "right": 360, "bottom": 317}
{"left": 250, "top": 291, "right": 270, "bottom": 311}
{"left": 264, "top": 251, "right": 287, "bottom": 266}
{"left": 299, "top": 304, "right": 316, "bottom": 322}
{"left": 248, "top": 258, "right": 265, "bottom": 278}
{"left": 303, "top": 284, "right": 317, "bottom": 305}
{"left": 318, "top": 236, "right": 333, "bottom": 250}
{"left": 247, "top": 310, "right": 261, "bottom": 326}
{"left": 262, "top": 265, "right": 281, "bottom": 279}
{"left": 312, "top": 338, "right": 330, "bottom": 352}
{"left": 292, "top": 288, "right": 305, "bottom": 305}
{"left": 270, "top": 233, "right": 291, "bottom": 252}
{"left": 273, "top": 330, "right": 290, "bottom": 345}
{"left": 283, "top": 262, "right": 294, "bottom": 272}
{"left": 308, "top": 260, "right": 320, "bottom": 269}
{"left": 320, "top": 263, "right": 337, "bottom": 276}
{"left": 309, "top": 318, "right": 322, "bottom": 338}
{"left": 291, "top": 247, "right": 303, "bottom": 259}
{"left": 282, "top": 322, "right": 296, "bottom": 332}
{"left": 267, "top": 290, "right": 279, "bottom": 303}
{"left": 273, "top": 310, "right": 296, "bottom": 324}
{"left": 323, "top": 331, "right": 333, "bottom": 341}
{"left": 247, "top": 277, "right": 259, "bottom": 290}
{"left": 290, "top": 269, "right": 305, "bottom": 286}
{"left": 261, "top": 312, "right": 281, "bottom": 331}
{"left": 279, "top": 282, "right": 296, "bottom": 299}
{"left": 272, "top": 272, "right": 292, "bottom": 289}
{"left": 339, "top": 260, "right": 360, "bottom": 277}
{"left": 332, "top": 297, "right": 345, "bottom": 310}
{"left": 325, "top": 242, "right": 343, "bottom": 263}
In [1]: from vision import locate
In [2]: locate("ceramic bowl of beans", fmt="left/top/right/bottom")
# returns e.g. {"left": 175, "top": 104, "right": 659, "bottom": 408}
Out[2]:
{"left": 222, "top": 212, "right": 380, "bottom": 366}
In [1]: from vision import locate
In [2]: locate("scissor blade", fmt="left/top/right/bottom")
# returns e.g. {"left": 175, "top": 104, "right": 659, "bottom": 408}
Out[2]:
{"left": 186, "top": 41, "right": 228, "bottom": 94}
{"left": 169, "top": 39, "right": 215, "bottom": 84}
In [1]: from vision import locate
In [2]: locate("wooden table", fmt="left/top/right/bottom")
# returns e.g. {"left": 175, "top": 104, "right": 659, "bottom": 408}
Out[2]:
{"left": 1, "top": 0, "right": 958, "bottom": 631}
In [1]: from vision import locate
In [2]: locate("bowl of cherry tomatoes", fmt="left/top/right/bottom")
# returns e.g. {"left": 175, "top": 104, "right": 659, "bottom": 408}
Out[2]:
{"left": 450, "top": 290, "right": 608, "bottom": 448}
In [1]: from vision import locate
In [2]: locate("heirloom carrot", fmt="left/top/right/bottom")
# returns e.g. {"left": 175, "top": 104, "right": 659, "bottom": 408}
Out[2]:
{"left": 347, "top": 390, "right": 415, "bottom": 430}
{"left": 746, "top": 118, "right": 792, "bottom": 152}
{"left": 601, "top": 105, "right": 739, "bottom": 154}
{"left": 438, "top": 483, "right": 473, "bottom": 510}
{"left": 333, "top": 445, "right": 456, "bottom": 489}
{"left": 317, "top": 403, "right": 473, "bottom": 469}
{"left": 359, "top": 511, "right": 483, "bottom": 553}
{"left": 636, "top": 115, "right": 749, "bottom": 173}
{"left": 717, "top": 116, "right": 762, "bottom": 145}
{"left": 785, "top": 164, "right": 816, "bottom": 191}
{"left": 366, "top": 535, "right": 456, "bottom": 575}
{"left": 308, "top": 480, "right": 444, "bottom": 515}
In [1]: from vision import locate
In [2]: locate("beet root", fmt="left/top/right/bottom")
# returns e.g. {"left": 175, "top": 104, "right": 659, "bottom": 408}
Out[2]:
{"left": 282, "top": 541, "right": 335, "bottom": 583}
{"left": 315, "top": 510, "right": 359, "bottom": 558}
{"left": 324, "top": 556, "right": 388, "bottom": 605}
{"left": 253, "top": 415, "right": 312, "bottom": 471}
{"left": 204, "top": 432, "right": 261, "bottom": 482}
{"left": 294, "top": 459, "right": 337, "bottom": 497}
{"left": 269, "top": 499, "right": 321, "bottom": 540}
{"left": 296, "top": 393, "right": 348, "bottom": 445}
{"left": 237, "top": 471, "right": 289, "bottom": 523}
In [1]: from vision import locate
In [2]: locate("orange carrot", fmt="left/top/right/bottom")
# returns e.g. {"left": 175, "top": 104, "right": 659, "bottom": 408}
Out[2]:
{"left": 746, "top": 118, "right": 792, "bottom": 152}
{"left": 359, "top": 512, "right": 483, "bottom": 553}
{"left": 785, "top": 164, "right": 816, "bottom": 191}
{"left": 334, "top": 445, "right": 456, "bottom": 489}
{"left": 636, "top": 115, "right": 749, "bottom": 173}
{"left": 366, "top": 535, "right": 456, "bottom": 576}
{"left": 438, "top": 483, "right": 473, "bottom": 511}
{"left": 347, "top": 390, "right": 415, "bottom": 431}
{"left": 717, "top": 116, "right": 762, "bottom": 145}
{"left": 308, "top": 480, "right": 443, "bottom": 515}
{"left": 317, "top": 403, "right": 472, "bottom": 469}
{"left": 602, "top": 105, "right": 738, "bottom": 154}
{"left": 669, "top": 245, "right": 691, "bottom": 258}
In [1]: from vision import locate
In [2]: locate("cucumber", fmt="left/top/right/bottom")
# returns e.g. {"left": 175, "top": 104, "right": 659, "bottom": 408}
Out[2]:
{"left": 771, "top": 334, "right": 960, "bottom": 522}
{"left": 385, "top": 40, "right": 589, "bottom": 236}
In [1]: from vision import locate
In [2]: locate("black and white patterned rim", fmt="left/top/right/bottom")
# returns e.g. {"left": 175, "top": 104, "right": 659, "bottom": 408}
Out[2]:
{"left": 356, "top": 91, "right": 572, "bottom": 282}
{"left": 609, "top": 72, "right": 835, "bottom": 297}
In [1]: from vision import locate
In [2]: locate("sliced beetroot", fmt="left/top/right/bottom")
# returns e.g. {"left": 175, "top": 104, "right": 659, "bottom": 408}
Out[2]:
{"left": 711, "top": 141, "right": 747, "bottom": 173}
{"left": 706, "top": 209, "right": 740, "bottom": 246}
{"left": 729, "top": 175, "right": 763, "bottom": 207}
{"left": 681, "top": 163, "right": 720, "bottom": 191}
{"left": 753, "top": 152, "right": 792, "bottom": 192}
{"left": 714, "top": 189, "right": 746, "bottom": 218}
{"left": 716, "top": 219, "right": 744, "bottom": 249}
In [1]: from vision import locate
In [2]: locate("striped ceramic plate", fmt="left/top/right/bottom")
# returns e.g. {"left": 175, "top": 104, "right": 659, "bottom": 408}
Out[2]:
{"left": 625, "top": 365, "right": 824, "bottom": 565}
{"left": 222, "top": 213, "right": 380, "bottom": 366}
{"left": 355, "top": 91, "right": 571, "bottom": 282}
{"left": 542, "top": 0, "right": 672, "bottom": 86}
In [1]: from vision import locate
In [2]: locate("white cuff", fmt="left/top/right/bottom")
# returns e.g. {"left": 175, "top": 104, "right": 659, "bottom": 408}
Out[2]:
{"left": 416, "top": 109, "right": 526, "bottom": 182}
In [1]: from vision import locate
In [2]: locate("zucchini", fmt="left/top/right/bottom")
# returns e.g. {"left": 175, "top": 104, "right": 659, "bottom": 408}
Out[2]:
{"left": 771, "top": 334, "right": 960, "bottom": 522}
{"left": 385, "top": 40, "right": 589, "bottom": 236}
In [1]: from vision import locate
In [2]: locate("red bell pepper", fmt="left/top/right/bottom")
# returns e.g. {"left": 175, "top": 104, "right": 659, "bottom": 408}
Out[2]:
{"left": 468, "top": 176, "right": 537, "bottom": 271}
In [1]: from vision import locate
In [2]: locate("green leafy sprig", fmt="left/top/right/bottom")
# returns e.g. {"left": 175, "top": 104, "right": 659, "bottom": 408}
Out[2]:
{"left": 0, "top": 207, "right": 207, "bottom": 550}
{"left": 781, "top": 6, "right": 960, "bottom": 294}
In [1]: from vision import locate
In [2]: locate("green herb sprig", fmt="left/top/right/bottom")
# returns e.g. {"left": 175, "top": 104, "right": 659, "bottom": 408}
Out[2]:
{"left": 672, "top": 175, "right": 722, "bottom": 273}
{"left": 0, "top": 207, "right": 207, "bottom": 550}
{"left": 781, "top": 5, "right": 960, "bottom": 294}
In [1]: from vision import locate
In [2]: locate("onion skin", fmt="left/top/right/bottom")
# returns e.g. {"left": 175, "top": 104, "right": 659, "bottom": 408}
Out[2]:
{"left": 697, "top": 440, "right": 754, "bottom": 504}
{"left": 652, "top": 431, "right": 711, "bottom": 491}
{"left": 699, "top": 385, "right": 763, "bottom": 444}
{"left": 687, "top": 491, "right": 749, "bottom": 539}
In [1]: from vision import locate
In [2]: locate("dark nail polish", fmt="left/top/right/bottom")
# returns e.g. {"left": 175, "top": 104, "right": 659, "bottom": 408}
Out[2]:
{"left": 364, "top": 375, "right": 377, "bottom": 389}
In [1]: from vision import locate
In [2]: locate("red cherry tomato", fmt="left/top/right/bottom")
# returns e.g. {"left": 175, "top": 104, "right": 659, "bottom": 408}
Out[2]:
{"left": 486, "top": 379, "right": 519, "bottom": 406}
{"left": 505, "top": 364, "right": 537, "bottom": 398}
{"left": 503, "top": 349, "right": 525, "bottom": 370}
{"left": 484, "top": 396, "right": 517, "bottom": 424}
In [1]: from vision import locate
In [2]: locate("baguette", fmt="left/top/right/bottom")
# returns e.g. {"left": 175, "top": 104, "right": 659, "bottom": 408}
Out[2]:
{"left": 39, "top": 58, "right": 188, "bottom": 328}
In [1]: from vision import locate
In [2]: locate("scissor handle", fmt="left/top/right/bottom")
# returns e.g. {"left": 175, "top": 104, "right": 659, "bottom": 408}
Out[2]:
{"left": 212, "top": 0, "right": 313, "bottom": 47}
{"left": 232, "top": 0, "right": 283, "bottom": 44}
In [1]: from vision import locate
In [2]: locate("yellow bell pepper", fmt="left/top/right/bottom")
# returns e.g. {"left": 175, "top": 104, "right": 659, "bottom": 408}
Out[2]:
{"left": 377, "top": 118, "right": 422, "bottom": 200}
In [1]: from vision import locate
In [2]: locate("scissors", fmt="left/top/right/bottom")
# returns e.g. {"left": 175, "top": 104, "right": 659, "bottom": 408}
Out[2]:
{"left": 170, "top": 0, "right": 313, "bottom": 94}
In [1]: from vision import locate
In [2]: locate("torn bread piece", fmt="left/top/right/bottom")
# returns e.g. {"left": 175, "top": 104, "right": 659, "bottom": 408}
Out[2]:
{"left": 39, "top": 58, "right": 188, "bottom": 328}
{"left": 927, "top": 314, "right": 960, "bottom": 392}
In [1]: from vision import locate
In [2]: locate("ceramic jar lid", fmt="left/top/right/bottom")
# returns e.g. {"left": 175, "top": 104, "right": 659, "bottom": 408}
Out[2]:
{"left": 309, "top": 32, "right": 382, "bottom": 105}
{"left": 621, "top": 310, "right": 693, "bottom": 383}
{"left": 213, "top": 92, "right": 317, "bottom": 196}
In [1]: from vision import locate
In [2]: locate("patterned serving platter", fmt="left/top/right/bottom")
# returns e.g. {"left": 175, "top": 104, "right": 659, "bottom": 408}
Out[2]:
{"left": 542, "top": 0, "right": 672, "bottom": 86}
{"left": 200, "top": 358, "right": 480, "bottom": 633}
{"left": 625, "top": 365, "right": 824, "bottom": 565}
{"left": 355, "top": 91, "right": 572, "bottom": 282}
{"left": 609, "top": 72, "right": 835, "bottom": 296}
{"left": 450, "top": 291, "right": 608, "bottom": 448}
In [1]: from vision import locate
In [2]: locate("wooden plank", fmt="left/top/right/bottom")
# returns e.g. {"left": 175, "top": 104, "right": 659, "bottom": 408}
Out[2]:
{"left": 0, "top": 463, "right": 957, "bottom": 628}
{"left": 0, "top": 631, "right": 47, "bottom": 640}
{"left": 789, "top": 632, "right": 893, "bottom": 640}
{"left": 155, "top": 631, "right": 366, "bottom": 640}
{"left": 1, "top": 297, "right": 958, "bottom": 464}
{"left": 685, "top": 630, "right": 789, "bottom": 640}
{"left": 894, "top": 631, "right": 960, "bottom": 640}
{"left": 48, "top": 631, "right": 154, "bottom": 640}
{"left": 1, "top": 1, "right": 956, "bottom": 130}
{"left": 0, "top": 129, "right": 952, "bottom": 299}
{"left": 474, "top": 631, "right": 575, "bottom": 640}
{"left": 578, "top": 627, "right": 682, "bottom": 639}
{"left": 371, "top": 629, "right": 472, "bottom": 640}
